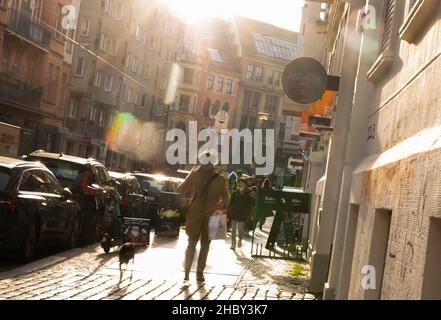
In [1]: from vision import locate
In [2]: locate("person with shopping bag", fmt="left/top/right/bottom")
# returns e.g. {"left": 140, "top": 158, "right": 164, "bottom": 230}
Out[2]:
{"left": 228, "top": 178, "right": 255, "bottom": 250}
{"left": 177, "top": 160, "right": 228, "bottom": 283}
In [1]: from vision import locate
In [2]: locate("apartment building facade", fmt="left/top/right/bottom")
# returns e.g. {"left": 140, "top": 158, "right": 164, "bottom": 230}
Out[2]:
{"left": 66, "top": 0, "right": 158, "bottom": 170}
{"left": 0, "top": 0, "right": 75, "bottom": 155}
{"left": 230, "top": 16, "right": 302, "bottom": 181}
{"left": 195, "top": 19, "right": 241, "bottom": 132}
{"left": 307, "top": 0, "right": 441, "bottom": 300}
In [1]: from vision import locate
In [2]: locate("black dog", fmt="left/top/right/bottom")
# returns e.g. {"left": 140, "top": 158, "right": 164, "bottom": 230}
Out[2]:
{"left": 118, "top": 243, "right": 135, "bottom": 280}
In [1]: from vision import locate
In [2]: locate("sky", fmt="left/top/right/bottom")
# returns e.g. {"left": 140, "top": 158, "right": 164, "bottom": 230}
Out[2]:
{"left": 163, "top": 0, "right": 305, "bottom": 32}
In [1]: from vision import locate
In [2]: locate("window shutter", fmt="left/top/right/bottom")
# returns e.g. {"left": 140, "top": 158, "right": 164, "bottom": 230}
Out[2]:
{"left": 380, "top": 0, "right": 396, "bottom": 53}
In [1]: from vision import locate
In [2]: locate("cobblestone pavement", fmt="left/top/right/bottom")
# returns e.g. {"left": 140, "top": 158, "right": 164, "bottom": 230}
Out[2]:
{"left": 0, "top": 230, "right": 315, "bottom": 301}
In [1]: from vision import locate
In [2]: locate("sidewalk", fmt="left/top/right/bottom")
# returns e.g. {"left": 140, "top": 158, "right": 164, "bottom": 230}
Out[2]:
{"left": 0, "top": 228, "right": 314, "bottom": 300}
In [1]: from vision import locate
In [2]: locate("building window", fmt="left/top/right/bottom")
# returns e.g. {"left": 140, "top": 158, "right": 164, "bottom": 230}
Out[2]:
{"left": 266, "top": 95, "right": 279, "bottom": 112}
{"left": 125, "top": 53, "right": 131, "bottom": 69}
{"left": 144, "top": 65, "right": 151, "bottom": 79}
{"left": 99, "top": 110, "right": 105, "bottom": 127}
{"left": 380, "top": 0, "right": 396, "bottom": 54}
{"left": 225, "top": 79, "right": 233, "bottom": 95}
{"left": 367, "top": 0, "right": 398, "bottom": 81}
{"left": 1, "top": 46, "right": 9, "bottom": 73}
{"left": 243, "top": 90, "right": 252, "bottom": 111}
{"left": 267, "top": 69, "right": 274, "bottom": 86}
{"left": 80, "top": 17, "right": 90, "bottom": 36}
{"left": 110, "top": 39, "right": 118, "bottom": 56}
{"left": 104, "top": 73, "right": 113, "bottom": 92}
{"left": 104, "top": 0, "right": 113, "bottom": 15}
{"left": 211, "top": 100, "right": 220, "bottom": 116}
{"left": 127, "top": 88, "right": 133, "bottom": 103}
{"left": 133, "top": 25, "right": 142, "bottom": 42}
{"left": 222, "top": 102, "right": 230, "bottom": 113}
{"left": 207, "top": 74, "right": 215, "bottom": 90}
{"left": 252, "top": 92, "right": 261, "bottom": 110}
{"left": 255, "top": 66, "right": 263, "bottom": 81}
{"left": 216, "top": 77, "right": 223, "bottom": 92}
{"left": 274, "top": 71, "right": 281, "bottom": 88}
{"left": 183, "top": 68, "right": 194, "bottom": 85}
{"left": 108, "top": 113, "right": 115, "bottom": 128}
{"left": 179, "top": 95, "right": 190, "bottom": 112}
{"left": 131, "top": 57, "right": 138, "bottom": 73}
{"left": 203, "top": 98, "right": 211, "bottom": 118}
{"left": 115, "top": 3, "right": 124, "bottom": 20}
{"left": 279, "top": 123, "right": 286, "bottom": 140}
{"left": 247, "top": 64, "right": 254, "bottom": 80}
{"left": 100, "top": 33, "right": 110, "bottom": 52}
{"left": 89, "top": 106, "right": 97, "bottom": 122}
{"left": 53, "top": 4, "right": 64, "bottom": 42}
{"left": 44, "top": 63, "right": 57, "bottom": 104}
{"left": 399, "top": 0, "right": 439, "bottom": 43}
{"left": 140, "top": 94, "right": 148, "bottom": 108}
{"left": 94, "top": 70, "right": 103, "bottom": 88}
{"left": 68, "top": 98, "right": 77, "bottom": 119}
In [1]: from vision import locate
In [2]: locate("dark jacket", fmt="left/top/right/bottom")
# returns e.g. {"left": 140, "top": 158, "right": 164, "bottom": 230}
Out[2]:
{"left": 228, "top": 189, "right": 254, "bottom": 222}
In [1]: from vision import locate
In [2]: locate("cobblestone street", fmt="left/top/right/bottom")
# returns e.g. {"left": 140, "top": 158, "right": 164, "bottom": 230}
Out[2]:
{"left": 0, "top": 229, "right": 314, "bottom": 300}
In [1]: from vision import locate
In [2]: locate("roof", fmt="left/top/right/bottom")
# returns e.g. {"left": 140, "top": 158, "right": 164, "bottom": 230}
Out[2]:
{"left": 189, "top": 18, "right": 241, "bottom": 74}
{"left": 28, "top": 151, "right": 103, "bottom": 166}
{"left": 232, "top": 16, "right": 299, "bottom": 63}
{"left": 0, "top": 156, "right": 46, "bottom": 170}
{"left": 109, "top": 171, "right": 136, "bottom": 180}
{"left": 134, "top": 172, "right": 184, "bottom": 184}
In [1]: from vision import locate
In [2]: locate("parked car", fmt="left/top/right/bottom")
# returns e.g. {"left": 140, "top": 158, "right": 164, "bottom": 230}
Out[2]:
{"left": 0, "top": 156, "right": 80, "bottom": 261}
{"left": 133, "top": 173, "right": 184, "bottom": 227}
{"left": 25, "top": 151, "right": 119, "bottom": 245}
{"left": 108, "top": 172, "right": 150, "bottom": 219}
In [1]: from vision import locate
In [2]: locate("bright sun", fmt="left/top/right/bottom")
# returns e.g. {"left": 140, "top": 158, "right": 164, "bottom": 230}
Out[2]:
{"left": 162, "top": 0, "right": 304, "bottom": 32}
{"left": 164, "top": 0, "right": 232, "bottom": 24}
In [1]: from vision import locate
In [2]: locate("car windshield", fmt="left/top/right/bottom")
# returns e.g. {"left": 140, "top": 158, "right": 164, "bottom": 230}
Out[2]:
{"left": 0, "top": 168, "right": 11, "bottom": 192}
{"left": 31, "top": 159, "right": 84, "bottom": 189}
{"left": 136, "top": 176, "right": 180, "bottom": 193}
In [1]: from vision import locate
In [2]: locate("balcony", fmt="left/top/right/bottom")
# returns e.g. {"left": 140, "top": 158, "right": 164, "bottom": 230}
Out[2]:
{"left": 0, "top": 73, "right": 43, "bottom": 109}
{"left": 177, "top": 53, "right": 202, "bottom": 65}
{"left": 5, "top": 8, "right": 51, "bottom": 50}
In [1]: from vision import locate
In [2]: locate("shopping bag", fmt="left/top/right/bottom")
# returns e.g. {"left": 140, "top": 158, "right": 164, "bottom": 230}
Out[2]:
{"left": 208, "top": 210, "right": 227, "bottom": 240}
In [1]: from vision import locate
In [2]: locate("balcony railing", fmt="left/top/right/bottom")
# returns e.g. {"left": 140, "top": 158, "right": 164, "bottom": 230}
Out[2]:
{"left": 6, "top": 8, "right": 51, "bottom": 49}
{"left": 0, "top": 73, "right": 43, "bottom": 109}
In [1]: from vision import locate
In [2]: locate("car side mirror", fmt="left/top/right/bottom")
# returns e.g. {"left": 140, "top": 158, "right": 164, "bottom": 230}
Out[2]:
{"left": 62, "top": 188, "right": 73, "bottom": 199}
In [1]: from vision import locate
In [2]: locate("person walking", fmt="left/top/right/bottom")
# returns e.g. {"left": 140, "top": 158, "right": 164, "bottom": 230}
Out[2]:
{"left": 228, "top": 178, "right": 254, "bottom": 250}
{"left": 177, "top": 162, "right": 228, "bottom": 282}
{"left": 257, "top": 178, "right": 273, "bottom": 230}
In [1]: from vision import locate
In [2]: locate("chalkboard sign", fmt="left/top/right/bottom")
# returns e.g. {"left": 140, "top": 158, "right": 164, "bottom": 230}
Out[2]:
{"left": 265, "top": 191, "right": 311, "bottom": 251}
{"left": 123, "top": 217, "right": 151, "bottom": 246}
{"left": 256, "top": 189, "right": 281, "bottom": 220}
{"left": 155, "top": 192, "right": 182, "bottom": 237}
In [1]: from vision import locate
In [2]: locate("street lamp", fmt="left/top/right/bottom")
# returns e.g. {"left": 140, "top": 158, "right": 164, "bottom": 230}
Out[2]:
{"left": 258, "top": 112, "right": 271, "bottom": 122}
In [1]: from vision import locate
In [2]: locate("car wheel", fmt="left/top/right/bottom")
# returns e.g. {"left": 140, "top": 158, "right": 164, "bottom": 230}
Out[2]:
{"left": 20, "top": 222, "right": 38, "bottom": 262}
{"left": 66, "top": 218, "right": 80, "bottom": 249}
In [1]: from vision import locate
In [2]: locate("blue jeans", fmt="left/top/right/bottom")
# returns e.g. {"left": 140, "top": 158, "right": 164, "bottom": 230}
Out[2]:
{"left": 231, "top": 220, "right": 245, "bottom": 248}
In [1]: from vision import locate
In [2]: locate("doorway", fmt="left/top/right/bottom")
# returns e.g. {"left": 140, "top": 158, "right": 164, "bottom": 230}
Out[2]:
{"left": 364, "top": 209, "right": 392, "bottom": 300}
